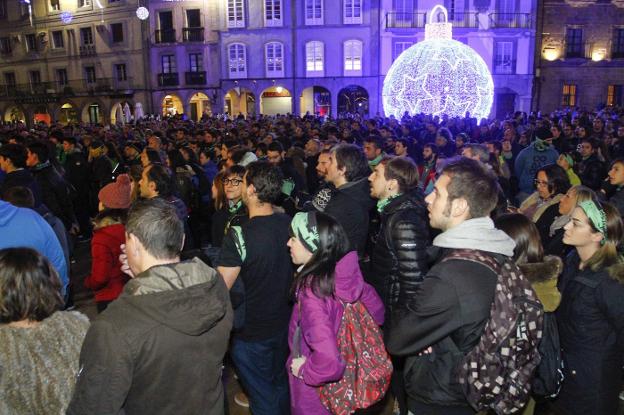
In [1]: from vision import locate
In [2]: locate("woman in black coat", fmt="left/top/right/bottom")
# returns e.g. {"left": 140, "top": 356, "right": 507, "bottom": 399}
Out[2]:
{"left": 553, "top": 197, "right": 624, "bottom": 415}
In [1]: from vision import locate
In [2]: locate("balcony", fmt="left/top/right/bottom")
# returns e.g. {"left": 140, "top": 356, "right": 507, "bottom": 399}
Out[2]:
{"left": 385, "top": 12, "right": 427, "bottom": 29}
{"left": 183, "top": 27, "right": 204, "bottom": 42}
{"left": 493, "top": 59, "right": 516, "bottom": 75}
{"left": 185, "top": 71, "right": 206, "bottom": 85}
{"left": 155, "top": 29, "right": 176, "bottom": 44}
{"left": 0, "top": 78, "right": 135, "bottom": 101}
{"left": 489, "top": 13, "right": 532, "bottom": 29}
{"left": 79, "top": 44, "right": 97, "bottom": 57}
{"left": 565, "top": 42, "right": 593, "bottom": 59}
{"left": 158, "top": 72, "right": 179, "bottom": 87}
{"left": 449, "top": 12, "right": 479, "bottom": 28}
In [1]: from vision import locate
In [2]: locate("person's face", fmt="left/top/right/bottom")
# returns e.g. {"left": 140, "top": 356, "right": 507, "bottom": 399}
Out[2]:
{"left": 199, "top": 152, "right": 209, "bottom": 166}
{"left": 316, "top": 152, "right": 330, "bottom": 178}
{"left": 224, "top": 174, "right": 243, "bottom": 201}
{"left": 576, "top": 127, "right": 586, "bottom": 138}
{"left": 220, "top": 145, "right": 228, "bottom": 160}
{"left": 140, "top": 150, "right": 150, "bottom": 167}
{"left": 425, "top": 174, "right": 453, "bottom": 231}
{"left": 325, "top": 152, "right": 343, "bottom": 185}
{"left": 502, "top": 140, "right": 512, "bottom": 152}
{"left": 368, "top": 163, "right": 390, "bottom": 199}
{"left": 563, "top": 207, "right": 603, "bottom": 248}
{"left": 363, "top": 142, "right": 379, "bottom": 161}
{"left": 461, "top": 147, "right": 475, "bottom": 160}
{"left": 580, "top": 142, "right": 593, "bottom": 158}
{"left": 62, "top": 141, "right": 72, "bottom": 153}
{"left": 422, "top": 146, "right": 433, "bottom": 160}
{"left": 0, "top": 156, "right": 8, "bottom": 172}
{"left": 562, "top": 125, "right": 574, "bottom": 136}
{"left": 305, "top": 140, "right": 318, "bottom": 155}
{"left": 485, "top": 143, "right": 496, "bottom": 154}
{"left": 267, "top": 150, "right": 283, "bottom": 165}
{"left": 593, "top": 119, "right": 603, "bottom": 131}
{"left": 394, "top": 142, "right": 406, "bottom": 156}
{"left": 241, "top": 172, "right": 251, "bottom": 205}
{"left": 535, "top": 170, "right": 552, "bottom": 200}
{"left": 148, "top": 137, "right": 160, "bottom": 150}
{"left": 608, "top": 162, "right": 624, "bottom": 186}
{"left": 26, "top": 149, "right": 38, "bottom": 167}
{"left": 176, "top": 130, "right": 185, "bottom": 140}
{"left": 617, "top": 127, "right": 624, "bottom": 138}
{"left": 435, "top": 135, "right": 447, "bottom": 148}
{"left": 287, "top": 235, "right": 313, "bottom": 265}
{"left": 558, "top": 188, "right": 577, "bottom": 216}
{"left": 204, "top": 132, "right": 213, "bottom": 143}
{"left": 139, "top": 166, "right": 155, "bottom": 198}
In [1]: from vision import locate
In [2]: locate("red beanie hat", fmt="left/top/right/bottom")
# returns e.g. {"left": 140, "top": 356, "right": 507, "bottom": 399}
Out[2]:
{"left": 98, "top": 174, "right": 132, "bottom": 209}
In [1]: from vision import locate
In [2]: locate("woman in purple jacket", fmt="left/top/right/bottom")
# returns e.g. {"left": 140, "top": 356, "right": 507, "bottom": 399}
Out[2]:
{"left": 286, "top": 211, "right": 385, "bottom": 414}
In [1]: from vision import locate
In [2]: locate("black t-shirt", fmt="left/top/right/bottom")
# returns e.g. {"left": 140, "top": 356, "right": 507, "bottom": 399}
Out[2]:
{"left": 217, "top": 213, "right": 293, "bottom": 341}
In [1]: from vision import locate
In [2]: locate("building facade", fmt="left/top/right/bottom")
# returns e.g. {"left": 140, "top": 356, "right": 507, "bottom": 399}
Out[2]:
{"left": 0, "top": 0, "right": 150, "bottom": 125}
{"left": 380, "top": 0, "right": 537, "bottom": 119}
{"left": 535, "top": 0, "right": 624, "bottom": 113}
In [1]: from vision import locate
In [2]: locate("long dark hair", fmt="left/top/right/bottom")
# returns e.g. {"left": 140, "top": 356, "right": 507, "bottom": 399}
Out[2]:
{"left": 293, "top": 212, "right": 350, "bottom": 298}
{"left": 495, "top": 213, "right": 544, "bottom": 264}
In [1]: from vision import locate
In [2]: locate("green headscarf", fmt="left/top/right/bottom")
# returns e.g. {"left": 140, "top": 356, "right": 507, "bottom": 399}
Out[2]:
{"left": 578, "top": 200, "right": 607, "bottom": 244}
{"left": 290, "top": 211, "right": 320, "bottom": 253}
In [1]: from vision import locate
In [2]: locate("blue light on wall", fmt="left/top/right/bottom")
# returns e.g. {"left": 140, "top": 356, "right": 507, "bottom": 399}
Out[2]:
{"left": 60, "top": 11, "right": 73, "bottom": 24}
{"left": 382, "top": 5, "right": 494, "bottom": 120}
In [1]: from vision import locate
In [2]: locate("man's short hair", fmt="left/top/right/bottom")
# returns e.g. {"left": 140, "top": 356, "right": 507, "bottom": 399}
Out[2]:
{"left": 267, "top": 141, "right": 284, "bottom": 153}
{"left": 464, "top": 143, "right": 490, "bottom": 164}
{"left": 62, "top": 136, "right": 77, "bottom": 146}
{"left": 146, "top": 164, "right": 173, "bottom": 198}
{"left": 364, "top": 136, "right": 383, "bottom": 149}
{"left": 0, "top": 143, "right": 27, "bottom": 168}
{"left": 126, "top": 198, "right": 184, "bottom": 259}
{"left": 2, "top": 186, "right": 34, "bottom": 208}
{"left": 245, "top": 161, "right": 284, "bottom": 204}
{"left": 26, "top": 141, "right": 50, "bottom": 163}
{"left": 332, "top": 144, "right": 370, "bottom": 182}
{"left": 380, "top": 156, "right": 419, "bottom": 193}
{"left": 395, "top": 138, "right": 408, "bottom": 147}
{"left": 442, "top": 158, "right": 498, "bottom": 219}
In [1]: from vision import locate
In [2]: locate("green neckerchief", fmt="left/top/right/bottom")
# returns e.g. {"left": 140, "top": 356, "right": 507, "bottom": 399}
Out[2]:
{"left": 377, "top": 193, "right": 402, "bottom": 213}
{"left": 228, "top": 199, "right": 243, "bottom": 214}
{"left": 33, "top": 160, "right": 51, "bottom": 171}
{"left": 369, "top": 153, "right": 385, "bottom": 168}
{"left": 534, "top": 138, "right": 550, "bottom": 152}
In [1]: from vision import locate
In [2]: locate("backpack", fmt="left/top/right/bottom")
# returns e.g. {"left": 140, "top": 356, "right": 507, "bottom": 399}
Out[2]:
{"left": 318, "top": 300, "right": 392, "bottom": 415}
{"left": 531, "top": 312, "right": 564, "bottom": 399}
{"left": 442, "top": 250, "right": 544, "bottom": 415}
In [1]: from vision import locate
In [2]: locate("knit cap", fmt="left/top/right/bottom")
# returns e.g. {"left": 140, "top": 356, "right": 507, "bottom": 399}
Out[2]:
{"left": 290, "top": 211, "right": 320, "bottom": 253}
{"left": 98, "top": 174, "right": 132, "bottom": 209}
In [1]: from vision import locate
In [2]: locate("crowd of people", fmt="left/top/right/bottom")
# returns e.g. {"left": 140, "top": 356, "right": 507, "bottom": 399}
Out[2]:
{"left": 1, "top": 106, "right": 624, "bottom": 415}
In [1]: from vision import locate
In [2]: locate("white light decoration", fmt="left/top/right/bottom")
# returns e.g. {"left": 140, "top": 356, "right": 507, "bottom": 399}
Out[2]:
{"left": 382, "top": 5, "right": 494, "bottom": 120}
{"left": 136, "top": 6, "right": 149, "bottom": 20}
{"left": 276, "top": 86, "right": 283, "bottom": 93}
{"left": 60, "top": 11, "right": 73, "bottom": 24}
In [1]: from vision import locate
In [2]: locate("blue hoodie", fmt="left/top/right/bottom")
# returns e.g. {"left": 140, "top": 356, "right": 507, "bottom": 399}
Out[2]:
{"left": 0, "top": 201, "right": 68, "bottom": 295}
{"left": 514, "top": 142, "right": 559, "bottom": 195}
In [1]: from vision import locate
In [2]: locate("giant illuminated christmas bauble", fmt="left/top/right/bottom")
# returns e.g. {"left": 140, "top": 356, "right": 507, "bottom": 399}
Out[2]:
{"left": 382, "top": 5, "right": 494, "bottom": 120}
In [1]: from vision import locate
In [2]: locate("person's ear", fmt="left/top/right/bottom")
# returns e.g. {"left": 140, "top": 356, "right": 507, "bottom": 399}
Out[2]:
{"left": 451, "top": 197, "right": 469, "bottom": 218}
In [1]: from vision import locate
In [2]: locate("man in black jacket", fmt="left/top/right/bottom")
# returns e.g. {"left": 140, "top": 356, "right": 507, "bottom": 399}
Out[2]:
{"left": 323, "top": 144, "right": 375, "bottom": 256}
{"left": 62, "top": 137, "right": 91, "bottom": 236}
{"left": 387, "top": 158, "right": 516, "bottom": 415}
{"left": 577, "top": 138, "right": 607, "bottom": 191}
{"left": 368, "top": 156, "right": 430, "bottom": 415}
{"left": 68, "top": 198, "right": 232, "bottom": 415}
{"left": 0, "top": 143, "right": 43, "bottom": 206}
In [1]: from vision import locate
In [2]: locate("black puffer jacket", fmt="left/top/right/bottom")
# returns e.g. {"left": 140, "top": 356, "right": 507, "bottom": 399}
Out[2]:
{"left": 31, "top": 162, "right": 77, "bottom": 230}
{"left": 369, "top": 191, "right": 430, "bottom": 316}
{"left": 577, "top": 154, "right": 607, "bottom": 191}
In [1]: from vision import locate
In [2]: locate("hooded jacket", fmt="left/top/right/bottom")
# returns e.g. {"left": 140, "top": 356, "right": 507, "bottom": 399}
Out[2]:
{"left": 553, "top": 252, "right": 624, "bottom": 415}
{"left": 67, "top": 258, "right": 233, "bottom": 415}
{"left": 519, "top": 255, "right": 562, "bottom": 313}
{"left": 31, "top": 161, "right": 77, "bottom": 230}
{"left": 514, "top": 142, "right": 559, "bottom": 195}
{"left": 287, "top": 251, "right": 384, "bottom": 415}
{"left": 324, "top": 177, "right": 375, "bottom": 255}
{"left": 387, "top": 217, "right": 516, "bottom": 411}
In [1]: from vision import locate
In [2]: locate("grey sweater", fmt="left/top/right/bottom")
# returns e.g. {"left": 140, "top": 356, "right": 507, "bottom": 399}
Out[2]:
{"left": 0, "top": 311, "right": 89, "bottom": 415}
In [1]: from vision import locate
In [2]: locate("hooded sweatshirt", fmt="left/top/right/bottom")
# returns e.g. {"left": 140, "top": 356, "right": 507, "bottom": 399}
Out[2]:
{"left": 0, "top": 200, "right": 68, "bottom": 294}
{"left": 514, "top": 142, "right": 559, "bottom": 195}
{"left": 67, "top": 258, "right": 233, "bottom": 415}
{"left": 432, "top": 216, "right": 516, "bottom": 256}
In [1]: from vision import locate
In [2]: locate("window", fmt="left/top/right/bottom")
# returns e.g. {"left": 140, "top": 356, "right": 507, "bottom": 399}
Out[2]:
{"left": 228, "top": 43, "right": 247, "bottom": 78}
{"left": 50, "top": 0, "right": 60, "bottom": 11}
{"left": 265, "top": 0, "right": 282, "bottom": 26}
{"left": 392, "top": 0, "right": 413, "bottom": 23}
{"left": 52, "top": 30, "right": 64, "bottom": 48}
{"left": 159, "top": 11, "right": 173, "bottom": 29}
{"left": 161, "top": 55, "right": 176, "bottom": 73}
{"left": 562, "top": 84, "right": 577, "bottom": 107}
{"left": 306, "top": 41, "right": 324, "bottom": 76}
{"left": 186, "top": 9, "right": 201, "bottom": 27}
{"left": 265, "top": 42, "right": 284, "bottom": 77}
{"left": 85, "top": 66, "right": 96, "bottom": 84}
{"left": 4, "top": 72, "right": 16, "bottom": 86}
{"left": 80, "top": 27, "right": 94, "bottom": 45}
{"left": 0, "top": 37, "right": 11, "bottom": 54}
{"left": 393, "top": 41, "right": 412, "bottom": 60}
{"left": 565, "top": 27, "right": 584, "bottom": 58}
{"left": 189, "top": 53, "right": 202, "bottom": 72}
{"left": 78, "top": 0, "right": 92, "bottom": 7}
{"left": 344, "top": 0, "right": 362, "bottom": 24}
{"left": 613, "top": 28, "right": 624, "bottom": 59}
{"left": 25, "top": 34, "right": 37, "bottom": 52}
{"left": 344, "top": 40, "right": 362, "bottom": 75}
{"left": 20, "top": 1, "right": 29, "bottom": 17}
{"left": 494, "top": 41, "right": 514, "bottom": 74}
{"left": 29, "top": 70, "right": 41, "bottom": 85}
{"left": 115, "top": 64, "right": 127, "bottom": 81}
{"left": 305, "top": 0, "right": 323, "bottom": 25}
{"left": 110, "top": 23, "right": 123, "bottom": 43}
{"left": 227, "top": 0, "right": 245, "bottom": 28}
{"left": 607, "top": 85, "right": 624, "bottom": 107}
{"left": 56, "top": 68, "right": 68, "bottom": 86}
{"left": 0, "top": 0, "right": 7, "bottom": 19}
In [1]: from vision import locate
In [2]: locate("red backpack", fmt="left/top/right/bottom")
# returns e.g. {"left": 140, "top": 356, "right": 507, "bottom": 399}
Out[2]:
{"left": 318, "top": 300, "right": 393, "bottom": 415}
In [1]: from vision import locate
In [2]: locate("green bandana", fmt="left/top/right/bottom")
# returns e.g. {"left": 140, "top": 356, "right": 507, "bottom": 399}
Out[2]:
{"left": 578, "top": 200, "right": 607, "bottom": 244}
{"left": 290, "top": 211, "right": 320, "bottom": 253}
{"left": 563, "top": 154, "right": 574, "bottom": 167}
{"left": 376, "top": 193, "right": 402, "bottom": 213}
{"left": 228, "top": 199, "right": 243, "bottom": 214}
{"left": 534, "top": 138, "right": 550, "bottom": 152}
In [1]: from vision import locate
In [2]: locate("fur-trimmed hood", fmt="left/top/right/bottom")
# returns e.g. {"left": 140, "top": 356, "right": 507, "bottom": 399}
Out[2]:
{"left": 607, "top": 262, "right": 624, "bottom": 284}
{"left": 519, "top": 255, "right": 563, "bottom": 312}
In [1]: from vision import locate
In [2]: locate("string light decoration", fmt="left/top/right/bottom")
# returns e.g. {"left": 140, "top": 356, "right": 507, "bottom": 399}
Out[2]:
{"left": 136, "top": 6, "right": 149, "bottom": 20}
{"left": 382, "top": 5, "right": 494, "bottom": 120}
{"left": 60, "top": 11, "right": 73, "bottom": 24}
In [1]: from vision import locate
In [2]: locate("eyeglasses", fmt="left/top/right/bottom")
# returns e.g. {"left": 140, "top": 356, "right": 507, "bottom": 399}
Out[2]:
{"left": 224, "top": 178, "right": 243, "bottom": 186}
{"left": 534, "top": 179, "right": 549, "bottom": 187}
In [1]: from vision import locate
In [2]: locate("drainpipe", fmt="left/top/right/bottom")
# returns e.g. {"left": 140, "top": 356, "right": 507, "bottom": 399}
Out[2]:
{"left": 532, "top": 0, "right": 545, "bottom": 113}
{"left": 291, "top": 0, "right": 297, "bottom": 116}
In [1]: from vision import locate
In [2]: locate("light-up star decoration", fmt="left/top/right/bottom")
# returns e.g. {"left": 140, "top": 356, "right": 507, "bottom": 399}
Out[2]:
{"left": 382, "top": 5, "right": 494, "bottom": 120}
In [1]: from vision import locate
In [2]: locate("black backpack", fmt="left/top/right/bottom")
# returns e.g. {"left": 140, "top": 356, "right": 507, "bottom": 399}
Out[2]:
{"left": 532, "top": 312, "right": 564, "bottom": 399}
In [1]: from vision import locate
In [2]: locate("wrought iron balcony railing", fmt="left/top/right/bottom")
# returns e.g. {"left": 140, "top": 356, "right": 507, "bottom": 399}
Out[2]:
{"left": 489, "top": 13, "right": 532, "bottom": 29}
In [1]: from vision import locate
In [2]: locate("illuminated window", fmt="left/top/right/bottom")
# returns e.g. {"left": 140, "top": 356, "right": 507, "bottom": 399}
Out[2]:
{"left": 265, "top": 42, "right": 284, "bottom": 77}
{"left": 265, "top": 0, "right": 282, "bottom": 26}
{"left": 228, "top": 43, "right": 247, "bottom": 78}
{"left": 306, "top": 41, "right": 324, "bottom": 76}
{"left": 227, "top": 0, "right": 245, "bottom": 28}
{"left": 305, "top": 0, "right": 323, "bottom": 25}
{"left": 607, "top": 85, "right": 623, "bottom": 107}
{"left": 344, "top": 0, "right": 362, "bottom": 24}
{"left": 562, "top": 84, "right": 577, "bottom": 107}
{"left": 344, "top": 40, "right": 362, "bottom": 75}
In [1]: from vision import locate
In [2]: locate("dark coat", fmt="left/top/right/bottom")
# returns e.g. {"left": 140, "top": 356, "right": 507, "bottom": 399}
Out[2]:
{"left": 554, "top": 252, "right": 624, "bottom": 415}
{"left": 577, "top": 154, "right": 607, "bottom": 191}
{"left": 608, "top": 186, "right": 624, "bottom": 218}
{"left": 31, "top": 162, "right": 76, "bottom": 230}
{"left": 386, "top": 247, "right": 498, "bottom": 410}
{"left": 0, "top": 168, "right": 43, "bottom": 207}
{"left": 67, "top": 258, "right": 233, "bottom": 415}
{"left": 324, "top": 177, "right": 375, "bottom": 255}
{"left": 64, "top": 150, "right": 90, "bottom": 197}
{"left": 369, "top": 191, "right": 430, "bottom": 317}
